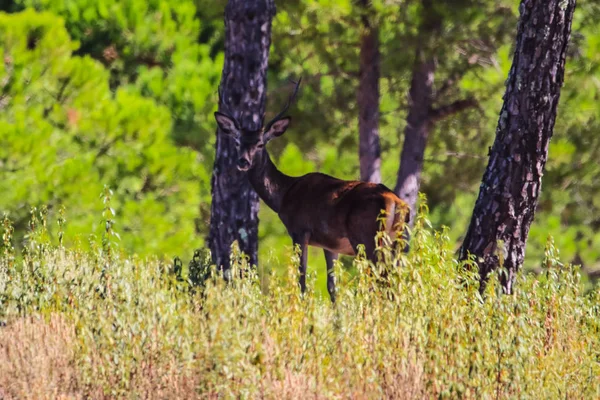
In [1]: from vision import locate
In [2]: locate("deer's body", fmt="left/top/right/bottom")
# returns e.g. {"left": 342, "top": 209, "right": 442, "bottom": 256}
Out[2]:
{"left": 215, "top": 79, "right": 409, "bottom": 302}
{"left": 248, "top": 152, "right": 408, "bottom": 257}
{"left": 281, "top": 173, "right": 407, "bottom": 256}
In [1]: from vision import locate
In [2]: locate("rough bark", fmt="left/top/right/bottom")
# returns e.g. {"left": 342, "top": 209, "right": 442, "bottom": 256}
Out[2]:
{"left": 459, "top": 0, "right": 576, "bottom": 293}
{"left": 208, "top": 0, "right": 275, "bottom": 276}
{"left": 357, "top": 0, "right": 381, "bottom": 183}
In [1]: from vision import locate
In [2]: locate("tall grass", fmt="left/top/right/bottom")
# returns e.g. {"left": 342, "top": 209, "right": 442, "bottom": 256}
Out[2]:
{"left": 0, "top": 205, "right": 599, "bottom": 399}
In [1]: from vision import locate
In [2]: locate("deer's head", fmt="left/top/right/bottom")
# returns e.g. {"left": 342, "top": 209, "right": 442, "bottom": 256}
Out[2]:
{"left": 214, "top": 79, "right": 300, "bottom": 172}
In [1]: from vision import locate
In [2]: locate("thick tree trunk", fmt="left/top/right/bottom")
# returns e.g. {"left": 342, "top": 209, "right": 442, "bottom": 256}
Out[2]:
{"left": 208, "top": 0, "right": 275, "bottom": 277}
{"left": 357, "top": 0, "right": 381, "bottom": 183}
{"left": 394, "top": 51, "right": 435, "bottom": 224}
{"left": 459, "top": 0, "right": 576, "bottom": 294}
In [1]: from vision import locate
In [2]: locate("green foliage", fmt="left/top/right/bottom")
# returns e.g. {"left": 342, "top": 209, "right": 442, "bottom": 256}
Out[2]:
{"left": 15, "top": 0, "right": 224, "bottom": 150}
{"left": 0, "top": 10, "right": 203, "bottom": 257}
{"left": 1, "top": 210, "right": 599, "bottom": 398}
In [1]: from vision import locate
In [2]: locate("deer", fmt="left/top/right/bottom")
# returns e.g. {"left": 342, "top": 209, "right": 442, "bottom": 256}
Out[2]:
{"left": 214, "top": 79, "right": 410, "bottom": 302}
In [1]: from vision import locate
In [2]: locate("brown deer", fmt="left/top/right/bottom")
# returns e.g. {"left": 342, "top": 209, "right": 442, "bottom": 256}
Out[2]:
{"left": 214, "top": 79, "right": 409, "bottom": 302}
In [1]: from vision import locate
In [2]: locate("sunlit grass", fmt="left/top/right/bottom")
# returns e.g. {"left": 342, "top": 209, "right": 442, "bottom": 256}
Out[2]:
{"left": 0, "top": 204, "right": 599, "bottom": 399}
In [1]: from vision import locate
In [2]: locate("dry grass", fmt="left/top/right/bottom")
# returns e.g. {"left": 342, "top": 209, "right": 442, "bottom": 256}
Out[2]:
{"left": 0, "top": 314, "right": 200, "bottom": 399}
{"left": 0, "top": 314, "right": 425, "bottom": 400}
{"left": 0, "top": 314, "right": 80, "bottom": 400}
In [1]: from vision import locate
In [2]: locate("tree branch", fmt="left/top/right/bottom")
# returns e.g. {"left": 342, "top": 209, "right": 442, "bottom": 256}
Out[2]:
{"left": 424, "top": 151, "right": 487, "bottom": 161}
{"left": 435, "top": 66, "right": 470, "bottom": 100}
{"left": 94, "top": 133, "right": 128, "bottom": 161}
{"left": 429, "top": 97, "right": 478, "bottom": 122}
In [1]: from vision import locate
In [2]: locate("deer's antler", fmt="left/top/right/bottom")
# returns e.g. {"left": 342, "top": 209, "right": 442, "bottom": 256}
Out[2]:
{"left": 264, "top": 77, "right": 302, "bottom": 132}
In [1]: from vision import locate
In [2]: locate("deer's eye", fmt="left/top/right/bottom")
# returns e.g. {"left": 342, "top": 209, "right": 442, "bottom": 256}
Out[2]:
{"left": 257, "top": 143, "right": 264, "bottom": 149}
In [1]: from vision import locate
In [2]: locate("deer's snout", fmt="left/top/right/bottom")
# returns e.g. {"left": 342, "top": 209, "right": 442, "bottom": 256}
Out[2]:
{"left": 237, "top": 157, "right": 251, "bottom": 171}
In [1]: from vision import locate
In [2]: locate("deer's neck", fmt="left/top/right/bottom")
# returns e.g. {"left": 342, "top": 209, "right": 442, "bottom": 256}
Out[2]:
{"left": 248, "top": 150, "right": 297, "bottom": 214}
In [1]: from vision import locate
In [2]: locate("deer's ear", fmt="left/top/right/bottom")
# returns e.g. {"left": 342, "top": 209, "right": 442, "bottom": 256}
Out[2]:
{"left": 264, "top": 117, "right": 291, "bottom": 142}
{"left": 214, "top": 112, "right": 240, "bottom": 136}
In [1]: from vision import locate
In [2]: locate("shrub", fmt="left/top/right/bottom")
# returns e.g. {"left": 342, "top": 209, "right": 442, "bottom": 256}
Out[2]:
{"left": 0, "top": 208, "right": 599, "bottom": 399}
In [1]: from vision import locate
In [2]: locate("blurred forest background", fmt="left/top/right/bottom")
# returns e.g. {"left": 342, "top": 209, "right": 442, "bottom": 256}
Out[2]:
{"left": 1, "top": 0, "right": 600, "bottom": 284}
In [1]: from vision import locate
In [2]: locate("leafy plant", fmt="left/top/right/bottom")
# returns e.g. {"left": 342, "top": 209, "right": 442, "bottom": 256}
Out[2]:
{"left": 0, "top": 203, "right": 598, "bottom": 399}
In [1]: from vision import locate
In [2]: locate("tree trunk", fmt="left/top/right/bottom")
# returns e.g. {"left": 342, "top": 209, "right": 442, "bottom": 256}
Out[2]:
{"left": 357, "top": 0, "right": 381, "bottom": 183}
{"left": 394, "top": 0, "right": 440, "bottom": 224}
{"left": 459, "top": 0, "right": 576, "bottom": 294}
{"left": 208, "top": 0, "right": 275, "bottom": 277}
{"left": 394, "top": 51, "right": 435, "bottom": 224}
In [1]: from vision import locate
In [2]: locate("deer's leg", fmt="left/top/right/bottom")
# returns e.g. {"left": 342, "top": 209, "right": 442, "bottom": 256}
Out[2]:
{"left": 324, "top": 250, "right": 338, "bottom": 303}
{"left": 292, "top": 232, "right": 310, "bottom": 294}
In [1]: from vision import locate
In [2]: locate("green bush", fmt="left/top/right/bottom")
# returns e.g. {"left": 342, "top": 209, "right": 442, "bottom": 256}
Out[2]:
{"left": 0, "top": 207, "right": 598, "bottom": 399}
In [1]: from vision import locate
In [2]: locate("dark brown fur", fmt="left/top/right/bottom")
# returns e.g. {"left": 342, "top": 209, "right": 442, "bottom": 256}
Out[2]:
{"left": 279, "top": 173, "right": 408, "bottom": 257}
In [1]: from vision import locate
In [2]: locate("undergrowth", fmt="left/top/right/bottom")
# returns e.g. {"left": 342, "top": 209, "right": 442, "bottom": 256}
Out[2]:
{"left": 0, "top": 204, "right": 599, "bottom": 399}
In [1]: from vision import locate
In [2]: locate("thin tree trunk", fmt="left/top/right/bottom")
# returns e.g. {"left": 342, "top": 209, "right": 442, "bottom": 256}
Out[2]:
{"left": 459, "top": 0, "right": 576, "bottom": 294}
{"left": 394, "top": 0, "right": 440, "bottom": 224}
{"left": 394, "top": 1, "right": 479, "bottom": 225}
{"left": 208, "top": 0, "right": 275, "bottom": 277}
{"left": 394, "top": 51, "right": 435, "bottom": 224}
{"left": 357, "top": 0, "right": 381, "bottom": 183}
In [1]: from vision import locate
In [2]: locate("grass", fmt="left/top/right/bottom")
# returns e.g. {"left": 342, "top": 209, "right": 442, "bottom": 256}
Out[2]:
{"left": 0, "top": 205, "right": 599, "bottom": 399}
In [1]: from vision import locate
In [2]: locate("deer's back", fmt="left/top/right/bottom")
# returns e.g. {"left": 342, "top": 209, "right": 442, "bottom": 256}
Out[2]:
{"left": 278, "top": 172, "right": 405, "bottom": 254}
